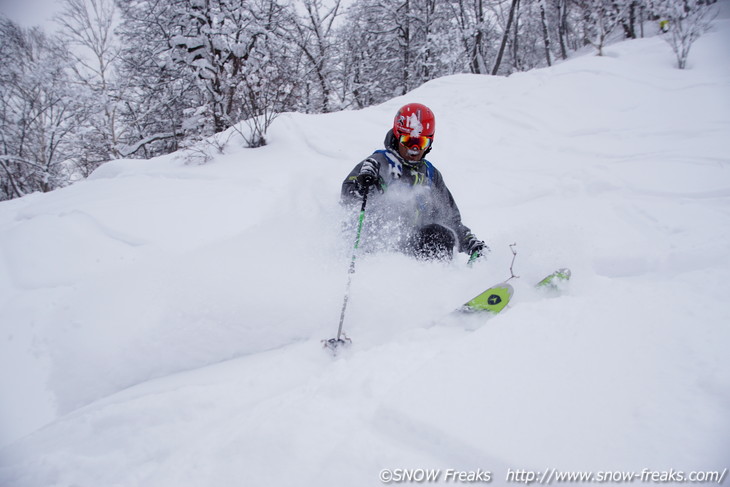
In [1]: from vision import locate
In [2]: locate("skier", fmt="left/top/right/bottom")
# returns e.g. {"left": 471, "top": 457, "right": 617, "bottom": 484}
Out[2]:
{"left": 341, "top": 103, "right": 487, "bottom": 261}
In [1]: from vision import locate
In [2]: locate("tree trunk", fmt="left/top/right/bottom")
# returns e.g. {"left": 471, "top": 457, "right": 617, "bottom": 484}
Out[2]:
{"left": 492, "top": 0, "right": 520, "bottom": 75}
{"left": 539, "top": 0, "right": 553, "bottom": 66}
{"left": 401, "top": 0, "right": 411, "bottom": 94}
{"left": 557, "top": 0, "right": 569, "bottom": 60}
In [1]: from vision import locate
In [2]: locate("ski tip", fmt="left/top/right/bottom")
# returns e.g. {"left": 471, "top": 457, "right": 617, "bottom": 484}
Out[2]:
{"left": 535, "top": 268, "right": 572, "bottom": 291}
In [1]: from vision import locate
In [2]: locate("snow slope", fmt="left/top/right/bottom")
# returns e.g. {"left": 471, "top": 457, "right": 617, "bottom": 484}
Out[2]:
{"left": 1, "top": 8, "right": 729, "bottom": 486}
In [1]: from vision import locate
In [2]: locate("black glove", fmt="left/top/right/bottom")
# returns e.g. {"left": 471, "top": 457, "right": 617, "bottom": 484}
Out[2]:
{"left": 356, "top": 159, "right": 379, "bottom": 190}
{"left": 464, "top": 234, "right": 489, "bottom": 259}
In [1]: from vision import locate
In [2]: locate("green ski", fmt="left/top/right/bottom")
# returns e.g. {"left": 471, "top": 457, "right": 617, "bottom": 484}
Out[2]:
{"left": 455, "top": 268, "right": 570, "bottom": 317}
{"left": 535, "top": 268, "right": 571, "bottom": 291}
{"left": 458, "top": 282, "right": 514, "bottom": 314}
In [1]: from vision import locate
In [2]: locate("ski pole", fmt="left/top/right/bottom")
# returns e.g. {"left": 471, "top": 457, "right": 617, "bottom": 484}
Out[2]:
{"left": 327, "top": 185, "right": 370, "bottom": 349}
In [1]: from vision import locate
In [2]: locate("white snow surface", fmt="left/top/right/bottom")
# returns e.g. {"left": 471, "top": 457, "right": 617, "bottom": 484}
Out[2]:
{"left": 2, "top": 10, "right": 730, "bottom": 487}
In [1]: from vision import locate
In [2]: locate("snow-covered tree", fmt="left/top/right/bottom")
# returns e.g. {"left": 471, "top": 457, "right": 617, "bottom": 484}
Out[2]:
{"left": 0, "top": 18, "right": 86, "bottom": 200}
{"left": 56, "top": 0, "right": 124, "bottom": 174}
{"left": 650, "top": 0, "right": 716, "bottom": 68}
{"left": 538, "top": 0, "right": 555, "bottom": 66}
{"left": 174, "top": 0, "right": 298, "bottom": 145}
{"left": 447, "top": 0, "right": 496, "bottom": 74}
{"left": 621, "top": 0, "right": 645, "bottom": 39}
{"left": 576, "top": 0, "right": 629, "bottom": 55}
{"left": 118, "top": 0, "right": 300, "bottom": 153}
{"left": 167, "top": 0, "right": 248, "bottom": 137}
{"left": 335, "top": 0, "right": 462, "bottom": 107}
{"left": 115, "top": 0, "right": 194, "bottom": 157}
{"left": 555, "top": 0, "right": 572, "bottom": 59}
{"left": 501, "top": 0, "right": 558, "bottom": 72}
{"left": 290, "top": 0, "right": 342, "bottom": 113}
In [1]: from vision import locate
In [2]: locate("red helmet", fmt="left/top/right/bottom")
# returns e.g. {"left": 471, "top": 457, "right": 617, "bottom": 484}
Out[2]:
{"left": 393, "top": 103, "right": 435, "bottom": 138}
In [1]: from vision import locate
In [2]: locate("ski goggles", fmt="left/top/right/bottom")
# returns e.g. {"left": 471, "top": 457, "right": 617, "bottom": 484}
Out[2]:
{"left": 399, "top": 134, "right": 432, "bottom": 151}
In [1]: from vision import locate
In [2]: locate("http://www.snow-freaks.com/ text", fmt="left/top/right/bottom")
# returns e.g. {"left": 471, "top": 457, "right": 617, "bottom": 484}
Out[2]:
{"left": 378, "top": 467, "right": 728, "bottom": 484}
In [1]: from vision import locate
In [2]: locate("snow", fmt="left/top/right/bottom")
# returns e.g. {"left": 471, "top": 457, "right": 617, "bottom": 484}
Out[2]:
{"left": 2, "top": 7, "right": 730, "bottom": 486}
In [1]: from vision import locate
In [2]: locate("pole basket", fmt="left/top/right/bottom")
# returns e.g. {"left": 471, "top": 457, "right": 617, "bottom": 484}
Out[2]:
{"left": 322, "top": 333, "right": 352, "bottom": 354}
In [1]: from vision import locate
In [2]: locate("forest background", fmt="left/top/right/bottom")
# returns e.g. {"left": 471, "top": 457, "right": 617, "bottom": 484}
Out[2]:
{"left": 0, "top": 0, "right": 717, "bottom": 201}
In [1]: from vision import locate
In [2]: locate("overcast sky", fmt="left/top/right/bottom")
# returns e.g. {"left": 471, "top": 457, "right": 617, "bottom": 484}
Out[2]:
{"left": 1, "top": 0, "right": 65, "bottom": 29}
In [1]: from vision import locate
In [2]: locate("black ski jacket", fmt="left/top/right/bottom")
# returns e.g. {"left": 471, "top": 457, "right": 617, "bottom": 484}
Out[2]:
{"left": 341, "top": 131, "right": 475, "bottom": 254}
